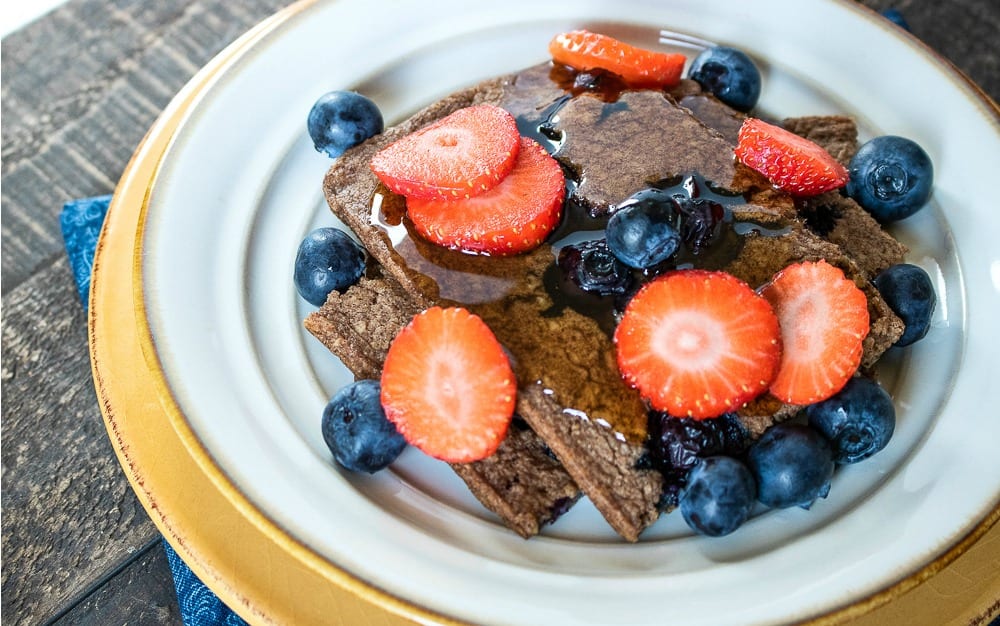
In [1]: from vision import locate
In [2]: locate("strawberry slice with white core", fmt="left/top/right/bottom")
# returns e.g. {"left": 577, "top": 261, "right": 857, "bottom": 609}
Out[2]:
{"left": 614, "top": 270, "right": 782, "bottom": 419}
{"left": 760, "top": 260, "right": 870, "bottom": 405}
{"left": 370, "top": 104, "right": 520, "bottom": 200}
{"left": 406, "top": 137, "right": 565, "bottom": 256}
{"left": 380, "top": 306, "right": 516, "bottom": 463}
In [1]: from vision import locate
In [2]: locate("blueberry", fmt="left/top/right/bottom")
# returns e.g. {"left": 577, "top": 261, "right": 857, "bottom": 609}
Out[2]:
{"left": 688, "top": 46, "right": 762, "bottom": 112}
{"left": 806, "top": 377, "right": 895, "bottom": 464}
{"left": 321, "top": 380, "right": 406, "bottom": 473}
{"left": 557, "top": 239, "right": 633, "bottom": 296}
{"left": 648, "top": 412, "right": 750, "bottom": 510}
{"left": 307, "top": 91, "right": 383, "bottom": 158}
{"left": 880, "top": 8, "right": 911, "bottom": 32}
{"left": 294, "top": 227, "right": 366, "bottom": 306}
{"left": 873, "top": 263, "right": 936, "bottom": 346}
{"left": 606, "top": 192, "right": 681, "bottom": 269}
{"left": 847, "top": 136, "right": 933, "bottom": 222}
{"left": 747, "top": 424, "right": 834, "bottom": 509}
{"left": 672, "top": 196, "right": 726, "bottom": 254}
{"left": 680, "top": 456, "right": 757, "bottom": 537}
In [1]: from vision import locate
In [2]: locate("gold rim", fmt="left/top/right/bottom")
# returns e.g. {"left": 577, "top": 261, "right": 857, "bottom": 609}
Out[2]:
{"left": 90, "top": 1, "right": 1000, "bottom": 624}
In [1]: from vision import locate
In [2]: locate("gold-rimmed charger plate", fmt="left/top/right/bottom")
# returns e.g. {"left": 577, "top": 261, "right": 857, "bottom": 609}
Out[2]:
{"left": 90, "top": 0, "right": 1000, "bottom": 623}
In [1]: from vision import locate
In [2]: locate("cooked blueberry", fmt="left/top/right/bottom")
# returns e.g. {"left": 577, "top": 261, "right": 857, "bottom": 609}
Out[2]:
{"left": 688, "top": 46, "right": 762, "bottom": 112}
{"left": 672, "top": 196, "right": 726, "bottom": 254}
{"left": 294, "top": 227, "right": 366, "bottom": 306}
{"left": 648, "top": 412, "right": 750, "bottom": 510}
{"left": 648, "top": 412, "right": 749, "bottom": 472}
{"left": 680, "top": 456, "right": 757, "bottom": 537}
{"left": 880, "top": 8, "right": 911, "bottom": 31}
{"left": 873, "top": 263, "right": 936, "bottom": 346}
{"left": 606, "top": 192, "right": 681, "bottom": 269}
{"left": 557, "top": 239, "right": 633, "bottom": 296}
{"left": 847, "top": 136, "right": 933, "bottom": 222}
{"left": 806, "top": 377, "right": 895, "bottom": 464}
{"left": 747, "top": 424, "right": 834, "bottom": 509}
{"left": 307, "top": 91, "right": 383, "bottom": 158}
{"left": 322, "top": 380, "right": 406, "bottom": 473}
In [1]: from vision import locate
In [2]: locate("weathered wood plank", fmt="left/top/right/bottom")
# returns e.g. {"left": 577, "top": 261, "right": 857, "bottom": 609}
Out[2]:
{"left": 0, "top": 0, "right": 295, "bottom": 294}
{"left": 0, "top": 256, "right": 160, "bottom": 624}
{"left": 49, "top": 540, "right": 182, "bottom": 626}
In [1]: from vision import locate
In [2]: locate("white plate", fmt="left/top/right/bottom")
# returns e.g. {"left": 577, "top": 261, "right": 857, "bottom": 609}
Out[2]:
{"left": 140, "top": 0, "right": 1000, "bottom": 623}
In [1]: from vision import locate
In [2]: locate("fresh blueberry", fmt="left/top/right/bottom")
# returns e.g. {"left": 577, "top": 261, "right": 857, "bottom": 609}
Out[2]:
{"left": 557, "top": 239, "right": 633, "bottom": 296}
{"left": 880, "top": 8, "right": 911, "bottom": 32}
{"left": 648, "top": 412, "right": 750, "bottom": 510}
{"left": 873, "top": 263, "right": 936, "bottom": 346}
{"left": 294, "top": 227, "right": 366, "bottom": 306}
{"left": 680, "top": 456, "right": 757, "bottom": 537}
{"left": 847, "top": 135, "right": 933, "bottom": 222}
{"left": 321, "top": 380, "right": 406, "bottom": 473}
{"left": 688, "top": 46, "right": 762, "bottom": 112}
{"left": 806, "top": 377, "right": 896, "bottom": 464}
{"left": 307, "top": 91, "right": 384, "bottom": 158}
{"left": 606, "top": 191, "right": 681, "bottom": 269}
{"left": 747, "top": 424, "right": 834, "bottom": 509}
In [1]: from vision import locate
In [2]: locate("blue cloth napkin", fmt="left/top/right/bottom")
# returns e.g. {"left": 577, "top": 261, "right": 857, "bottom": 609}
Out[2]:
{"left": 61, "top": 195, "right": 247, "bottom": 626}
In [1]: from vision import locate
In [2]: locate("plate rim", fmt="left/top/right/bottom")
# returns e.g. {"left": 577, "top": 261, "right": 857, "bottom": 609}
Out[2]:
{"left": 92, "top": 0, "right": 1000, "bottom": 623}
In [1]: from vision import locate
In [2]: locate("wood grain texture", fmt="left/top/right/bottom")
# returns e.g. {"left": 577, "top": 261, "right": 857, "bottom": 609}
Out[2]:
{"left": 48, "top": 541, "right": 181, "bottom": 626}
{"left": 0, "top": 257, "right": 159, "bottom": 624}
{"left": 0, "top": 1, "right": 996, "bottom": 625}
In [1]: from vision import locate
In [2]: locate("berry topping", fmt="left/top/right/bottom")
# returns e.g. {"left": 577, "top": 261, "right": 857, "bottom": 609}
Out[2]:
{"left": 557, "top": 239, "right": 633, "bottom": 296}
{"left": 405, "top": 137, "right": 565, "bottom": 256}
{"left": 846, "top": 135, "right": 933, "bottom": 222}
{"left": 294, "top": 227, "right": 367, "bottom": 306}
{"left": 321, "top": 380, "right": 406, "bottom": 473}
{"left": 680, "top": 456, "right": 757, "bottom": 537}
{"left": 605, "top": 192, "right": 681, "bottom": 269}
{"left": 370, "top": 104, "right": 521, "bottom": 200}
{"left": 806, "top": 376, "right": 896, "bottom": 464}
{"left": 648, "top": 412, "right": 750, "bottom": 509}
{"left": 747, "top": 423, "right": 834, "bottom": 509}
{"left": 307, "top": 90, "right": 384, "bottom": 158}
{"left": 760, "top": 260, "right": 870, "bottom": 405}
{"left": 873, "top": 263, "right": 936, "bottom": 346}
{"left": 688, "top": 46, "right": 762, "bottom": 112}
{"left": 548, "top": 30, "right": 686, "bottom": 88}
{"left": 614, "top": 270, "right": 782, "bottom": 419}
{"left": 735, "top": 118, "right": 850, "bottom": 196}
{"left": 380, "top": 306, "right": 516, "bottom": 463}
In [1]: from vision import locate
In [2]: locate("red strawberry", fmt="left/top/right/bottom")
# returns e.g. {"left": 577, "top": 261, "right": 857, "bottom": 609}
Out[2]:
{"left": 549, "top": 30, "right": 686, "bottom": 88}
{"left": 406, "top": 137, "right": 565, "bottom": 256}
{"left": 735, "top": 118, "right": 850, "bottom": 196}
{"left": 614, "top": 270, "right": 782, "bottom": 419}
{"left": 370, "top": 104, "right": 520, "bottom": 200}
{"left": 760, "top": 260, "right": 870, "bottom": 405}
{"left": 380, "top": 306, "right": 516, "bottom": 463}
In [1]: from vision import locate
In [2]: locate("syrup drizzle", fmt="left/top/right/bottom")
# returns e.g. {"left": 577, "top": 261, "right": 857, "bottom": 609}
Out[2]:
{"left": 367, "top": 63, "right": 790, "bottom": 443}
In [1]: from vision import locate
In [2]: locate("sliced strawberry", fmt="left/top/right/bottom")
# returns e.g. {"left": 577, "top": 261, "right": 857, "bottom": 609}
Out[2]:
{"left": 614, "top": 270, "right": 782, "bottom": 419}
{"left": 760, "top": 260, "right": 870, "bottom": 405}
{"left": 549, "top": 30, "right": 686, "bottom": 88}
{"left": 406, "top": 137, "right": 565, "bottom": 256}
{"left": 735, "top": 118, "right": 850, "bottom": 196}
{"left": 380, "top": 306, "right": 516, "bottom": 463}
{"left": 370, "top": 104, "right": 520, "bottom": 200}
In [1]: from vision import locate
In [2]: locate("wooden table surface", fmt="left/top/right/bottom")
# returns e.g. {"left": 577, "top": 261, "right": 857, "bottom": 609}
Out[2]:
{"left": 2, "top": 1, "right": 998, "bottom": 624}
